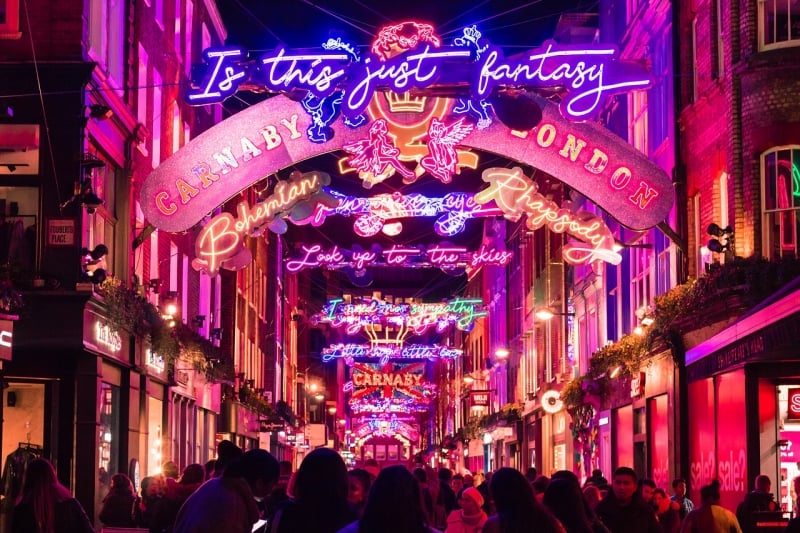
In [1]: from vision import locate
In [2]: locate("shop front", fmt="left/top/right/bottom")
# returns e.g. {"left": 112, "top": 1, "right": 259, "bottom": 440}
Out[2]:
{"left": 685, "top": 281, "right": 800, "bottom": 511}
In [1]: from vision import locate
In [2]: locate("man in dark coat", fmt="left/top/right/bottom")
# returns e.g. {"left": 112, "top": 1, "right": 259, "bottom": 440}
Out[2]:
{"left": 595, "top": 466, "right": 662, "bottom": 533}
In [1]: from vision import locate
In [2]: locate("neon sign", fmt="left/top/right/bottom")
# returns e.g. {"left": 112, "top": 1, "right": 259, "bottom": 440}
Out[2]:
{"left": 285, "top": 243, "right": 513, "bottom": 273}
{"left": 304, "top": 189, "right": 501, "bottom": 237}
{"left": 321, "top": 343, "right": 462, "bottom": 365}
{"left": 312, "top": 296, "right": 487, "bottom": 335}
{"left": 193, "top": 171, "right": 336, "bottom": 275}
{"left": 187, "top": 22, "right": 652, "bottom": 122}
{"left": 475, "top": 167, "right": 622, "bottom": 266}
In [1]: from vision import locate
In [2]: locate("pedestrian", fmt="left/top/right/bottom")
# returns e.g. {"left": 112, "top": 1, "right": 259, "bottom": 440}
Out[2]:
{"left": 11, "top": 457, "right": 95, "bottom": 533}
{"left": 99, "top": 472, "right": 137, "bottom": 527}
{"left": 735, "top": 474, "right": 778, "bottom": 533}
{"left": 172, "top": 448, "right": 279, "bottom": 533}
{"left": 637, "top": 478, "right": 657, "bottom": 507}
{"left": 337, "top": 465, "right": 439, "bottom": 533}
{"left": 586, "top": 469, "right": 609, "bottom": 491}
{"left": 482, "top": 467, "right": 566, "bottom": 533}
{"left": 670, "top": 479, "right": 694, "bottom": 520}
{"left": 151, "top": 463, "right": 205, "bottom": 533}
{"left": 270, "top": 448, "right": 355, "bottom": 533}
{"left": 543, "top": 473, "right": 610, "bottom": 533}
{"left": 347, "top": 468, "right": 372, "bottom": 518}
{"left": 436, "top": 468, "right": 457, "bottom": 527}
{"left": 653, "top": 488, "right": 681, "bottom": 533}
{"left": 594, "top": 466, "right": 661, "bottom": 533}
{"left": 213, "top": 439, "right": 243, "bottom": 477}
{"left": 444, "top": 486, "right": 487, "bottom": 533}
{"left": 679, "top": 479, "right": 742, "bottom": 533}
{"left": 133, "top": 475, "right": 164, "bottom": 529}
{"left": 413, "top": 467, "right": 436, "bottom": 526}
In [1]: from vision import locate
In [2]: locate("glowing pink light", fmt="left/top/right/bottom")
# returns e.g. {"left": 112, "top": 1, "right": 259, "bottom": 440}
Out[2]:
{"left": 321, "top": 343, "right": 462, "bottom": 364}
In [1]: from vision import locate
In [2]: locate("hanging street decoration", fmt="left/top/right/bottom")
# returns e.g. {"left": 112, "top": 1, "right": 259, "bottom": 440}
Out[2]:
{"left": 312, "top": 296, "right": 487, "bottom": 335}
{"left": 475, "top": 167, "right": 622, "bottom": 266}
{"left": 285, "top": 242, "right": 512, "bottom": 274}
{"left": 351, "top": 413, "right": 420, "bottom": 444}
{"left": 321, "top": 343, "right": 462, "bottom": 365}
{"left": 300, "top": 189, "right": 502, "bottom": 237}
{"left": 345, "top": 362, "right": 436, "bottom": 414}
{"left": 192, "top": 170, "right": 337, "bottom": 275}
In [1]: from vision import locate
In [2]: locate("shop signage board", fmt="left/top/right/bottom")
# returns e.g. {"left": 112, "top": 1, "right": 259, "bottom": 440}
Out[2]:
{"left": 0, "top": 318, "right": 13, "bottom": 361}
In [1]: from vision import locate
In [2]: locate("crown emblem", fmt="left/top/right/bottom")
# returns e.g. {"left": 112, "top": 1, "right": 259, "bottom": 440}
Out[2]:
{"left": 385, "top": 92, "right": 427, "bottom": 113}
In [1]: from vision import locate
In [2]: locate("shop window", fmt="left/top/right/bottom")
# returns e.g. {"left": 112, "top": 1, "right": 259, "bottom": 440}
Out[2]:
{"left": 0, "top": 187, "right": 38, "bottom": 275}
{"left": 762, "top": 147, "right": 800, "bottom": 258}
{"left": 98, "top": 383, "right": 120, "bottom": 510}
{"left": 760, "top": 0, "right": 800, "bottom": 49}
{"left": 0, "top": 0, "right": 20, "bottom": 38}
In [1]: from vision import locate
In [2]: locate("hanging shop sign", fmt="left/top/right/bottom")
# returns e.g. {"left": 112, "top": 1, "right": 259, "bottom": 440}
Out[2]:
{"left": 286, "top": 242, "right": 512, "bottom": 273}
{"left": 303, "top": 190, "right": 502, "bottom": 237}
{"left": 313, "top": 296, "right": 486, "bottom": 335}
{"left": 141, "top": 22, "right": 672, "bottom": 238}
{"left": 322, "top": 343, "right": 461, "bottom": 364}
{"left": 346, "top": 361, "right": 435, "bottom": 413}
{"left": 0, "top": 318, "right": 13, "bottom": 361}
{"left": 470, "top": 390, "right": 490, "bottom": 408}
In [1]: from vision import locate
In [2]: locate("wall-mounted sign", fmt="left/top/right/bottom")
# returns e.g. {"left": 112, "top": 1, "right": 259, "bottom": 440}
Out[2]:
{"left": 46, "top": 218, "right": 75, "bottom": 247}
{"left": 286, "top": 243, "right": 512, "bottom": 273}
{"left": 95, "top": 321, "right": 122, "bottom": 352}
{"left": 788, "top": 389, "right": 800, "bottom": 420}
{"left": 541, "top": 390, "right": 564, "bottom": 414}
{"left": 0, "top": 319, "right": 13, "bottom": 361}
{"left": 630, "top": 372, "right": 646, "bottom": 398}
{"left": 313, "top": 296, "right": 486, "bottom": 335}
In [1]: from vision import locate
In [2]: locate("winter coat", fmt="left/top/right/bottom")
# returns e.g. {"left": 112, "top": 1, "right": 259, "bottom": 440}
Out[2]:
{"left": 172, "top": 476, "right": 260, "bottom": 533}
{"left": 595, "top": 493, "right": 662, "bottom": 533}
{"left": 99, "top": 486, "right": 137, "bottom": 527}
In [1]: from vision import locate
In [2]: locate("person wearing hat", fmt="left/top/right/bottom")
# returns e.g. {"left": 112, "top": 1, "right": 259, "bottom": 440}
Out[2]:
{"left": 444, "top": 487, "right": 487, "bottom": 533}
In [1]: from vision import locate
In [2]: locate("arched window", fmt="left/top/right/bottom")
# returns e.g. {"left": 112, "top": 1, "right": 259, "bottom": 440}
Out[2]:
{"left": 762, "top": 146, "right": 800, "bottom": 258}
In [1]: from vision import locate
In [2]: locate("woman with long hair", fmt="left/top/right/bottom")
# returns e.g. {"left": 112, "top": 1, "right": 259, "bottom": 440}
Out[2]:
{"left": 338, "top": 465, "right": 438, "bottom": 533}
{"left": 11, "top": 457, "right": 94, "bottom": 533}
{"left": 483, "top": 467, "right": 565, "bottom": 533}
{"left": 543, "top": 476, "right": 610, "bottom": 533}
{"left": 99, "top": 472, "right": 137, "bottom": 527}
{"left": 270, "top": 448, "right": 354, "bottom": 533}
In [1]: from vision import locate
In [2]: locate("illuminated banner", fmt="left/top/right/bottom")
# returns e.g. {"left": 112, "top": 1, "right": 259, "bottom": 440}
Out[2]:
{"left": 193, "top": 170, "right": 337, "bottom": 275}
{"left": 285, "top": 243, "right": 512, "bottom": 273}
{"left": 313, "top": 296, "right": 486, "bottom": 335}
{"left": 187, "top": 23, "right": 652, "bottom": 122}
{"left": 475, "top": 167, "right": 622, "bottom": 266}
{"left": 346, "top": 362, "right": 435, "bottom": 413}
{"left": 302, "top": 189, "right": 501, "bottom": 237}
{"left": 321, "top": 343, "right": 462, "bottom": 364}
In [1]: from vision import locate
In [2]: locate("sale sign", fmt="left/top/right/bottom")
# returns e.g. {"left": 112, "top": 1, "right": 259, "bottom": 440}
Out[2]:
{"left": 788, "top": 389, "right": 800, "bottom": 420}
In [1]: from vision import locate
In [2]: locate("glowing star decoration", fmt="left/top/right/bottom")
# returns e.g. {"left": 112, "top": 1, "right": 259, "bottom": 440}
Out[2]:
{"left": 475, "top": 167, "right": 622, "bottom": 266}
{"left": 285, "top": 243, "right": 512, "bottom": 274}
{"left": 193, "top": 171, "right": 337, "bottom": 275}
{"left": 301, "top": 190, "right": 502, "bottom": 237}
{"left": 321, "top": 344, "right": 462, "bottom": 365}
{"left": 346, "top": 362, "right": 436, "bottom": 414}
{"left": 342, "top": 119, "right": 415, "bottom": 187}
{"left": 419, "top": 118, "right": 474, "bottom": 184}
{"left": 313, "top": 297, "right": 487, "bottom": 336}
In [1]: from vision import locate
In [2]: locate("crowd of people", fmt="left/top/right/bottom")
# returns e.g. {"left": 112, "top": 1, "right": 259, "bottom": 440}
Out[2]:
{"left": 9, "top": 445, "right": 800, "bottom": 533}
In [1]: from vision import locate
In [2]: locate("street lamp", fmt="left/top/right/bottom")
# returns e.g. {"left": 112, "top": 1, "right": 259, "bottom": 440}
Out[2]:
{"left": 534, "top": 307, "right": 575, "bottom": 320}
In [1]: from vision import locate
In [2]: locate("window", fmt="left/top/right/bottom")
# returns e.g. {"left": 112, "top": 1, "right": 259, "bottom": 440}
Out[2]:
{"left": 152, "top": 71, "right": 162, "bottom": 168}
{"left": 713, "top": 0, "right": 725, "bottom": 79}
{"left": 762, "top": 147, "right": 800, "bottom": 258}
{"left": 629, "top": 247, "right": 653, "bottom": 331}
{"left": 650, "top": 34, "right": 670, "bottom": 153}
{"left": 185, "top": 0, "right": 194, "bottom": 77}
{"left": 85, "top": 153, "right": 116, "bottom": 273}
{"left": 691, "top": 17, "right": 699, "bottom": 104}
{"left": 89, "top": 0, "right": 126, "bottom": 90}
{"left": 0, "top": 0, "right": 20, "bottom": 37}
{"left": 629, "top": 90, "right": 648, "bottom": 156}
{"left": 760, "top": 0, "right": 800, "bottom": 49}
